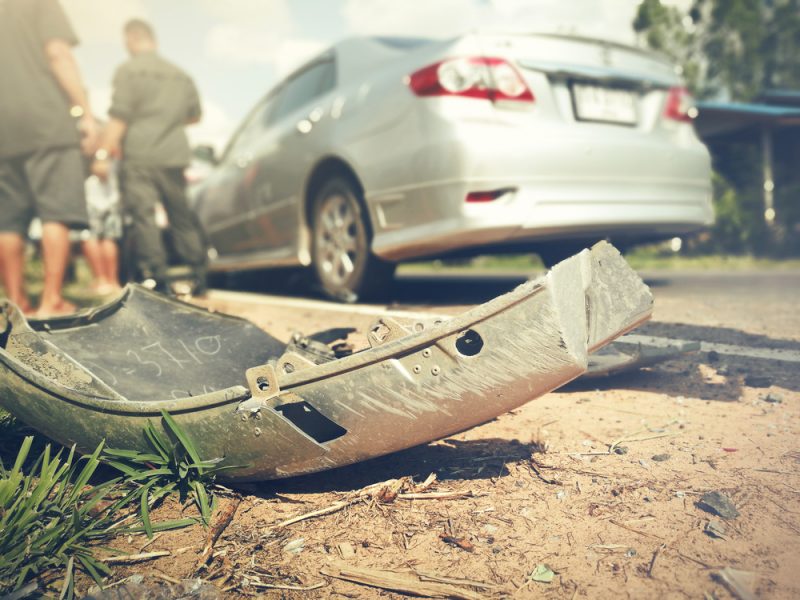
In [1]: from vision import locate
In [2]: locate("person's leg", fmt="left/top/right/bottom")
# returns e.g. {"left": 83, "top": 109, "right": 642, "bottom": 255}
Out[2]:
{"left": 120, "top": 164, "right": 169, "bottom": 286}
{"left": 26, "top": 147, "right": 88, "bottom": 316}
{"left": 0, "top": 232, "right": 31, "bottom": 312}
{"left": 156, "top": 168, "right": 207, "bottom": 291}
{"left": 38, "top": 222, "right": 74, "bottom": 314}
{"left": 100, "top": 238, "right": 122, "bottom": 291}
{"left": 0, "top": 157, "right": 34, "bottom": 312}
{"left": 82, "top": 238, "right": 105, "bottom": 289}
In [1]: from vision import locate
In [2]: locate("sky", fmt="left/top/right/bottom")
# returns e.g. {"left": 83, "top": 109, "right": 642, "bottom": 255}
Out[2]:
{"left": 61, "top": 0, "right": 689, "bottom": 150}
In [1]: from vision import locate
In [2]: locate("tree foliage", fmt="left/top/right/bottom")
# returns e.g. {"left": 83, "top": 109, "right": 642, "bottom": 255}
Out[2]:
{"left": 634, "top": 0, "right": 800, "bottom": 101}
{"left": 634, "top": 0, "right": 800, "bottom": 256}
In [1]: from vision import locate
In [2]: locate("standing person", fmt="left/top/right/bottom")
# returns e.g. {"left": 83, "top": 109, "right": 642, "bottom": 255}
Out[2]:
{"left": 92, "top": 19, "right": 206, "bottom": 294}
{"left": 0, "top": 0, "right": 97, "bottom": 316}
{"left": 82, "top": 133, "right": 123, "bottom": 296}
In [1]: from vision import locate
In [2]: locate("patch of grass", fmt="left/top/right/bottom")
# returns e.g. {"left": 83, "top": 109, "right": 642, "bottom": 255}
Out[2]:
{"left": 625, "top": 250, "right": 800, "bottom": 271}
{"left": 399, "top": 245, "right": 800, "bottom": 275}
{"left": 0, "top": 410, "right": 230, "bottom": 597}
{"left": 0, "top": 438, "right": 134, "bottom": 598}
{"left": 103, "top": 410, "right": 240, "bottom": 535}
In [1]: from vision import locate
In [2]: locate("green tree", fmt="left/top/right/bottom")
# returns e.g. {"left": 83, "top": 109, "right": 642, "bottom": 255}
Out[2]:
{"left": 634, "top": 0, "right": 800, "bottom": 256}
{"left": 635, "top": 0, "right": 800, "bottom": 101}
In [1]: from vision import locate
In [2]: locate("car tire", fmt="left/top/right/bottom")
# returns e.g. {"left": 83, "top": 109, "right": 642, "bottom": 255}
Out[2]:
{"left": 311, "top": 176, "right": 395, "bottom": 302}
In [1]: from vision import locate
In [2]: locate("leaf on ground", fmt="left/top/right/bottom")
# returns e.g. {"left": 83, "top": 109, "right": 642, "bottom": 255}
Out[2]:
{"left": 529, "top": 564, "right": 555, "bottom": 583}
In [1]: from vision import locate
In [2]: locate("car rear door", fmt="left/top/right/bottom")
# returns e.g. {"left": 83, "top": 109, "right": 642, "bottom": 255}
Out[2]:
{"left": 244, "top": 55, "right": 337, "bottom": 255}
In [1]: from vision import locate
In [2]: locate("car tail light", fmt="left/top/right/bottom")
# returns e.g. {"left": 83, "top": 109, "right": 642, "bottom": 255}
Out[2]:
{"left": 664, "top": 86, "right": 697, "bottom": 122}
{"left": 466, "top": 188, "right": 514, "bottom": 203}
{"left": 408, "top": 57, "right": 534, "bottom": 103}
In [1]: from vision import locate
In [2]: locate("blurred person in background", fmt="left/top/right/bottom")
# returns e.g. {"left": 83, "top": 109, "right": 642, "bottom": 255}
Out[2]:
{"left": 0, "top": 0, "right": 97, "bottom": 316}
{"left": 92, "top": 19, "right": 207, "bottom": 295}
{"left": 82, "top": 123, "right": 123, "bottom": 296}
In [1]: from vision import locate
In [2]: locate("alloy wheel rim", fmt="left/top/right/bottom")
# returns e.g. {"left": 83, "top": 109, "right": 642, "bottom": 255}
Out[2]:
{"left": 316, "top": 193, "right": 361, "bottom": 287}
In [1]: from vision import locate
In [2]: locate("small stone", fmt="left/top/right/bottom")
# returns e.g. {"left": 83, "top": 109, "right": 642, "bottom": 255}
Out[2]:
{"left": 704, "top": 519, "right": 728, "bottom": 539}
{"left": 761, "top": 393, "right": 783, "bottom": 404}
{"left": 625, "top": 548, "right": 637, "bottom": 557}
{"left": 745, "top": 374, "right": 772, "bottom": 388}
{"left": 556, "top": 490, "right": 566, "bottom": 500}
{"left": 337, "top": 542, "right": 356, "bottom": 559}
{"left": 697, "top": 491, "right": 739, "bottom": 520}
{"left": 283, "top": 538, "right": 306, "bottom": 554}
{"left": 614, "top": 446, "right": 629, "bottom": 455}
{"left": 638, "top": 459, "right": 650, "bottom": 469}
{"left": 676, "top": 491, "right": 686, "bottom": 498}
{"left": 651, "top": 453, "right": 671, "bottom": 462}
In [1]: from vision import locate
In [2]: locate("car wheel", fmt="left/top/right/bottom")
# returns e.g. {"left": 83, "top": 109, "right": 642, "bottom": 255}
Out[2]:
{"left": 311, "top": 177, "right": 395, "bottom": 301}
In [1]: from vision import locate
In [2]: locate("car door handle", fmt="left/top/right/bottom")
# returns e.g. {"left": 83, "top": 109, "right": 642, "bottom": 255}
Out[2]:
{"left": 296, "top": 119, "right": 313, "bottom": 134}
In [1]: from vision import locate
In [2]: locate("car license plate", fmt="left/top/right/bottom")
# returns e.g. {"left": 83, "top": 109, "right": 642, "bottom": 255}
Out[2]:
{"left": 572, "top": 83, "right": 638, "bottom": 125}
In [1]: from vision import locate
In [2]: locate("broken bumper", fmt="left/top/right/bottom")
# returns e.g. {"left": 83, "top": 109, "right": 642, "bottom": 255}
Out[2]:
{"left": 0, "top": 242, "right": 652, "bottom": 481}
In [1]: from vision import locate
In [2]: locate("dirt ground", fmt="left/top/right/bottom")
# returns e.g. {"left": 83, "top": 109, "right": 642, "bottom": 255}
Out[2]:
{"left": 82, "top": 271, "right": 800, "bottom": 598}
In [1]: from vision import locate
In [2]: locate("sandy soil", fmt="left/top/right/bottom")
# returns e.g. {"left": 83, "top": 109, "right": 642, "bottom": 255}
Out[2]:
{"left": 85, "top": 274, "right": 800, "bottom": 600}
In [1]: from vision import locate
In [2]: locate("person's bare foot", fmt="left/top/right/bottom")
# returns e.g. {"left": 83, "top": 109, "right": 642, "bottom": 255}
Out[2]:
{"left": 35, "top": 299, "right": 78, "bottom": 318}
{"left": 93, "top": 282, "right": 123, "bottom": 296}
{"left": 4, "top": 293, "right": 33, "bottom": 315}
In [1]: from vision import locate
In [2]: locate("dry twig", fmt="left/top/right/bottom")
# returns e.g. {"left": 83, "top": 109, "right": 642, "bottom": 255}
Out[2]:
{"left": 198, "top": 497, "right": 242, "bottom": 569}
{"left": 101, "top": 551, "right": 170, "bottom": 564}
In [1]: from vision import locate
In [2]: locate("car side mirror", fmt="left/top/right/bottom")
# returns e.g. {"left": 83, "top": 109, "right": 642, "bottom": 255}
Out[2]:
{"left": 193, "top": 144, "right": 218, "bottom": 165}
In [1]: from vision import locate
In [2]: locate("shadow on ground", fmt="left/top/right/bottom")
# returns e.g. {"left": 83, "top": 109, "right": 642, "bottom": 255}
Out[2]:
{"left": 241, "top": 437, "right": 537, "bottom": 498}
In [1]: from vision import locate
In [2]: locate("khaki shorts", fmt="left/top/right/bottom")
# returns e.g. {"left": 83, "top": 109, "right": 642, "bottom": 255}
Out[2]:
{"left": 0, "top": 146, "right": 88, "bottom": 234}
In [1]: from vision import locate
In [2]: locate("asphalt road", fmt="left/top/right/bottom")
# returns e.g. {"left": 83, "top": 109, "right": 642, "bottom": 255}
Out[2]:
{"left": 218, "top": 267, "right": 800, "bottom": 344}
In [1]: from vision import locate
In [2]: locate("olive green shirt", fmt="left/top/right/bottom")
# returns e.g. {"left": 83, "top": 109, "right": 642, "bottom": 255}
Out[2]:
{"left": 0, "top": 0, "right": 81, "bottom": 160}
{"left": 109, "top": 52, "right": 201, "bottom": 168}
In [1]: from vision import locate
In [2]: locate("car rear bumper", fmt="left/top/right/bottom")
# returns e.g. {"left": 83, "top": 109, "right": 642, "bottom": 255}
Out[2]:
{"left": 370, "top": 176, "right": 713, "bottom": 261}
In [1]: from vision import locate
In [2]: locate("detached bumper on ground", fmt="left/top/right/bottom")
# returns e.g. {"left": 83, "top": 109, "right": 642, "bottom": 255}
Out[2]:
{"left": 0, "top": 242, "right": 652, "bottom": 481}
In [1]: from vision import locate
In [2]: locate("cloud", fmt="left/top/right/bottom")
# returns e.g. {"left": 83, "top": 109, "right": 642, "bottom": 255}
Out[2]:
{"left": 201, "top": 0, "right": 324, "bottom": 75}
{"left": 62, "top": 0, "right": 150, "bottom": 44}
{"left": 341, "top": 0, "right": 486, "bottom": 38}
{"left": 341, "top": 0, "right": 643, "bottom": 44}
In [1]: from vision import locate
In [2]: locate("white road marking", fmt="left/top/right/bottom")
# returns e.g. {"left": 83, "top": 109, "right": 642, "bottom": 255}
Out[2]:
{"left": 207, "top": 289, "right": 800, "bottom": 364}
{"left": 621, "top": 334, "right": 800, "bottom": 364}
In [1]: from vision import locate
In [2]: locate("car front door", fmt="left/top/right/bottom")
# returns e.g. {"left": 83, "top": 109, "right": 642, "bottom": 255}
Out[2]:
{"left": 197, "top": 96, "right": 276, "bottom": 258}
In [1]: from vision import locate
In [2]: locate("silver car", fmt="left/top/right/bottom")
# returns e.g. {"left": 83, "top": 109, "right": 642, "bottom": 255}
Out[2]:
{"left": 192, "top": 33, "right": 713, "bottom": 300}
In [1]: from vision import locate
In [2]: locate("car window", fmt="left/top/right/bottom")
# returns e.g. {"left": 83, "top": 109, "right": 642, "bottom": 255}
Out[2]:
{"left": 221, "top": 93, "right": 278, "bottom": 162}
{"left": 270, "top": 59, "right": 336, "bottom": 123}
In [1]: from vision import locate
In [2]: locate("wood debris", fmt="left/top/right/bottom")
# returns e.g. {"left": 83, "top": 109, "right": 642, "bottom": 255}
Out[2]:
{"left": 100, "top": 551, "right": 170, "bottom": 564}
{"left": 321, "top": 563, "right": 487, "bottom": 600}
{"left": 198, "top": 496, "right": 242, "bottom": 569}
{"left": 439, "top": 534, "right": 475, "bottom": 552}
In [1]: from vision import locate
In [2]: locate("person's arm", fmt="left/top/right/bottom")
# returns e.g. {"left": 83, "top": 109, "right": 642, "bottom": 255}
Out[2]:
{"left": 44, "top": 38, "right": 97, "bottom": 154}
{"left": 91, "top": 118, "right": 127, "bottom": 180}
{"left": 186, "top": 77, "right": 202, "bottom": 125}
